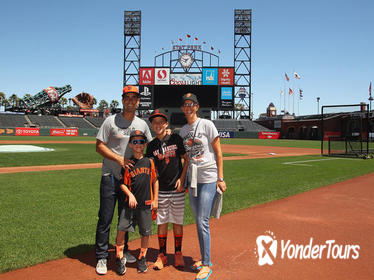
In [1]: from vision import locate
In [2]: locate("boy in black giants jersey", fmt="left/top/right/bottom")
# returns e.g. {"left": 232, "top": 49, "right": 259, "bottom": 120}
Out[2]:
{"left": 145, "top": 109, "right": 189, "bottom": 270}
{"left": 115, "top": 130, "right": 159, "bottom": 274}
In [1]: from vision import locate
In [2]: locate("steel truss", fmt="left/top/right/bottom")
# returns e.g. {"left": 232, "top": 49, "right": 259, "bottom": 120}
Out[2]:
{"left": 123, "top": 11, "right": 141, "bottom": 86}
{"left": 234, "top": 9, "right": 252, "bottom": 119}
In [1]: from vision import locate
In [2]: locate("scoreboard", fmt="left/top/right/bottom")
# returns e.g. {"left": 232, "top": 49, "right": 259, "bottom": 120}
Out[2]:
{"left": 138, "top": 67, "right": 234, "bottom": 109}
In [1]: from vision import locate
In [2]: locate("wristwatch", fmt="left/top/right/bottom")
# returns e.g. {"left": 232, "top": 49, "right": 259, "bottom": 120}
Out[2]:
{"left": 217, "top": 177, "right": 224, "bottom": 182}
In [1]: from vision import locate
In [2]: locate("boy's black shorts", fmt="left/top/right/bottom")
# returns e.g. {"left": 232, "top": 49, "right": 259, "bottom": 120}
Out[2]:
{"left": 117, "top": 207, "right": 152, "bottom": 236}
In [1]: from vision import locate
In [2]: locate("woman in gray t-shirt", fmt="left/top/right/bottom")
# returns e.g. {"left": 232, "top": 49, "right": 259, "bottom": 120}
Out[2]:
{"left": 179, "top": 93, "right": 227, "bottom": 280}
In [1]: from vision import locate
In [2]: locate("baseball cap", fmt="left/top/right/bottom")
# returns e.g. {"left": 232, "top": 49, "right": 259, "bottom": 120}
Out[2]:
{"left": 129, "top": 130, "right": 147, "bottom": 141}
{"left": 122, "top": 85, "right": 139, "bottom": 97}
{"left": 182, "top": 93, "right": 199, "bottom": 104}
{"left": 149, "top": 108, "right": 168, "bottom": 122}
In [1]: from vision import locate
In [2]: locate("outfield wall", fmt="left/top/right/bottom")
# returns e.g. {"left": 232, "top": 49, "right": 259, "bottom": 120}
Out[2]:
{"left": 0, "top": 127, "right": 279, "bottom": 139}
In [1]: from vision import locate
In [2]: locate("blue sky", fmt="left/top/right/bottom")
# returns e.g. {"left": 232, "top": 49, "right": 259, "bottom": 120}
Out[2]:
{"left": 0, "top": 0, "right": 373, "bottom": 118}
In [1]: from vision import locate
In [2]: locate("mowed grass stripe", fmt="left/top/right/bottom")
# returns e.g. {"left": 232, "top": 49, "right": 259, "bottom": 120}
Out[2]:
{"left": 0, "top": 138, "right": 322, "bottom": 168}
{"left": 0, "top": 155, "right": 373, "bottom": 272}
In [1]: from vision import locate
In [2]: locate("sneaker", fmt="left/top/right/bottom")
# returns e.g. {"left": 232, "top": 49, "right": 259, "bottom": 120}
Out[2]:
{"left": 137, "top": 256, "right": 148, "bottom": 273}
{"left": 95, "top": 258, "right": 107, "bottom": 275}
{"left": 115, "top": 257, "right": 127, "bottom": 275}
{"left": 174, "top": 251, "right": 184, "bottom": 268}
{"left": 153, "top": 253, "right": 167, "bottom": 270}
{"left": 124, "top": 250, "right": 137, "bottom": 264}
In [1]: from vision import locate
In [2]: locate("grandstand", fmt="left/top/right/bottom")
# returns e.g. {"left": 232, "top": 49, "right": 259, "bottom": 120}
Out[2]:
{"left": 58, "top": 116, "right": 95, "bottom": 129}
{"left": 85, "top": 117, "right": 105, "bottom": 128}
{"left": 213, "top": 119, "right": 270, "bottom": 132}
{"left": 27, "top": 115, "right": 64, "bottom": 128}
{"left": 0, "top": 114, "right": 28, "bottom": 127}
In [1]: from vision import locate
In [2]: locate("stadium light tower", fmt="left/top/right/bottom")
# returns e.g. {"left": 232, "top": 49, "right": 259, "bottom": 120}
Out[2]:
{"left": 234, "top": 9, "right": 252, "bottom": 119}
{"left": 124, "top": 11, "right": 141, "bottom": 86}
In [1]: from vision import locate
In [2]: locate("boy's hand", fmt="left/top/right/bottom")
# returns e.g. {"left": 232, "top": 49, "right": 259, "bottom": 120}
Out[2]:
{"left": 174, "top": 179, "right": 184, "bottom": 192}
{"left": 128, "top": 193, "right": 138, "bottom": 209}
{"left": 151, "top": 200, "right": 158, "bottom": 210}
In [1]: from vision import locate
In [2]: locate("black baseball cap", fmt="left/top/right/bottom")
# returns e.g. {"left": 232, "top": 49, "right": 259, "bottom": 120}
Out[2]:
{"left": 149, "top": 108, "right": 168, "bottom": 122}
{"left": 129, "top": 130, "right": 147, "bottom": 141}
{"left": 182, "top": 93, "right": 199, "bottom": 105}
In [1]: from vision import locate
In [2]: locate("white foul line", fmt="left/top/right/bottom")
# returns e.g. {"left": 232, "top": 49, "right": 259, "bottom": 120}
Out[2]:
{"left": 282, "top": 158, "right": 355, "bottom": 166}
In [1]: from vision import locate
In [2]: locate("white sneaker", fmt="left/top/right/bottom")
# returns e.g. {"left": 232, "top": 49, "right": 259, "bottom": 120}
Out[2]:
{"left": 96, "top": 258, "right": 107, "bottom": 275}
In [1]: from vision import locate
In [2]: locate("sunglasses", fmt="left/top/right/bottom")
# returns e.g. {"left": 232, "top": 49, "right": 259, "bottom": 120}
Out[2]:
{"left": 182, "top": 103, "right": 196, "bottom": 107}
{"left": 131, "top": 139, "right": 146, "bottom": 145}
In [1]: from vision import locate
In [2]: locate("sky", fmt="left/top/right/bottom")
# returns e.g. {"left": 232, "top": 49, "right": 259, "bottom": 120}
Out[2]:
{"left": 0, "top": 0, "right": 373, "bottom": 118}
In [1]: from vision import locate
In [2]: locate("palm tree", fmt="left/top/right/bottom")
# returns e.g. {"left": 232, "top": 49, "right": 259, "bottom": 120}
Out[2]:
{"left": 110, "top": 100, "right": 119, "bottom": 110}
{"left": 60, "top": 97, "right": 68, "bottom": 108}
{"left": 92, "top": 97, "right": 97, "bottom": 107}
{"left": 0, "top": 92, "right": 5, "bottom": 111}
{"left": 9, "top": 94, "right": 18, "bottom": 107}
{"left": 97, "top": 100, "right": 108, "bottom": 111}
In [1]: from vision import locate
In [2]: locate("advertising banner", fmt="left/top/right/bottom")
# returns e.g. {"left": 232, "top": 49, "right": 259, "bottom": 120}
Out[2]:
{"left": 139, "top": 86, "right": 153, "bottom": 109}
{"left": 139, "top": 68, "right": 155, "bottom": 85}
{"left": 218, "top": 68, "right": 234, "bottom": 85}
{"left": 218, "top": 131, "right": 234, "bottom": 138}
{"left": 50, "top": 128, "right": 78, "bottom": 136}
{"left": 202, "top": 68, "right": 218, "bottom": 85}
{"left": 15, "top": 127, "right": 40, "bottom": 136}
{"left": 258, "top": 132, "right": 280, "bottom": 139}
{"left": 155, "top": 68, "right": 170, "bottom": 85}
{"left": 0, "top": 128, "right": 15, "bottom": 136}
{"left": 220, "top": 87, "right": 234, "bottom": 108}
{"left": 169, "top": 74, "right": 202, "bottom": 85}
{"left": 323, "top": 131, "right": 341, "bottom": 141}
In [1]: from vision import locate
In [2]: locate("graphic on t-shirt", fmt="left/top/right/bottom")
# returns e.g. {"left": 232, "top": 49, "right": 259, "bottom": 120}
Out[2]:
{"left": 151, "top": 143, "right": 178, "bottom": 165}
{"left": 183, "top": 137, "right": 204, "bottom": 161}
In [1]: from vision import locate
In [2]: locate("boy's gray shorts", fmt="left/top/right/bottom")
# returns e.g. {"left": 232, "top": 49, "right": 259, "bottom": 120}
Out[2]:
{"left": 117, "top": 207, "right": 152, "bottom": 236}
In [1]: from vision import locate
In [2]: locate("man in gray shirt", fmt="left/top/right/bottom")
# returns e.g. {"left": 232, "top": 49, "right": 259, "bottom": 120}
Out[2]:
{"left": 95, "top": 85, "right": 152, "bottom": 275}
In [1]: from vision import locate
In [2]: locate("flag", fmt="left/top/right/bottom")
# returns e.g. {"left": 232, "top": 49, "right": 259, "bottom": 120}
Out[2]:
{"left": 211, "top": 46, "right": 214, "bottom": 50}
{"left": 299, "top": 89, "right": 303, "bottom": 99}
{"left": 285, "top": 73, "right": 289, "bottom": 82}
{"left": 171, "top": 40, "right": 174, "bottom": 44}
{"left": 289, "top": 88, "right": 294, "bottom": 95}
{"left": 218, "top": 49, "right": 221, "bottom": 54}
{"left": 186, "top": 34, "right": 191, "bottom": 38}
{"left": 194, "top": 37, "right": 198, "bottom": 41}
{"left": 370, "top": 82, "right": 372, "bottom": 97}
{"left": 178, "top": 38, "right": 182, "bottom": 41}
{"left": 202, "top": 41, "right": 206, "bottom": 44}
{"left": 294, "top": 72, "right": 301, "bottom": 79}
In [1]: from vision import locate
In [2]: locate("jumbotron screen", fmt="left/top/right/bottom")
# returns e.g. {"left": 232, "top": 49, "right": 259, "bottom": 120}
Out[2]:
{"left": 153, "top": 85, "right": 219, "bottom": 108}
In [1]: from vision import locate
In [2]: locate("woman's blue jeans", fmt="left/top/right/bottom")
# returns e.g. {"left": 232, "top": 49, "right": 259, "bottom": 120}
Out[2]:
{"left": 188, "top": 182, "right": 216, "bottom": 266}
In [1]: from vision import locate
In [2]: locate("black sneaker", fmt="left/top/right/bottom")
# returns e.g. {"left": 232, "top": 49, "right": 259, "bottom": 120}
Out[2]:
{"left": 116, "top": 257, "right": 127, "bottom": 275}
{"left": 137, "top": 256, "right": 148, "bottom": 273}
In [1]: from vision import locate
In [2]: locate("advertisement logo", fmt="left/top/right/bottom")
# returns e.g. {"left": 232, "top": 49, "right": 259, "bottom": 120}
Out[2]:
{"left": 219, "top": 68, "right": 234, "bottom": 85}
{"left": 15, "top": 127, "right": 40, "bottom": 136}
{"left": 155, "top": 68, "right": 170, "bottom": 85}
{"left": 170, "top": 74, "right": 202, "bottom": 85}
{"left": 139, "top": 68, "right": 155, "bottom": 85}
{"left": 139, "top": 86, "right": 152, "bottom": 109}
{"left": 221, "top": 87, "right": 233, "bottom": 100}
{"left": 255, "top": 231, "right": 277, "bottom": 266}
{"left": 202, "top": 68, "right": 218, "bottom": 85}
{"left": 254, "top": 231, "right": 360, "bottom": 266}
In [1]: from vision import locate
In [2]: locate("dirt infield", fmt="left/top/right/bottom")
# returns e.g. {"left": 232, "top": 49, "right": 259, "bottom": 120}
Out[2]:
{"left": 0, "top": 143, "right": 320, "bottom": 174}
{"left": 0, "top": 172, "right": 373, "bottom": 280}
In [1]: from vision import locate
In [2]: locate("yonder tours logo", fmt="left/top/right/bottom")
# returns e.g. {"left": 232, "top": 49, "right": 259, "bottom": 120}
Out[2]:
{"left": 254, "top": 231, "right": 360, "bottom": 266}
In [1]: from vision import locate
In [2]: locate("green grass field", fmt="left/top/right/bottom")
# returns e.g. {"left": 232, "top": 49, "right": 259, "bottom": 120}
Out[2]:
{"left": 0, "top": 137, "right": 373, "bottom": 273}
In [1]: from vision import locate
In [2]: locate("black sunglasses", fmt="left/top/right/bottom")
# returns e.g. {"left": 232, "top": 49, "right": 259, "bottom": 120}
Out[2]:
{"left": 131, "top": 139, "right": 146, "bottom": 145}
